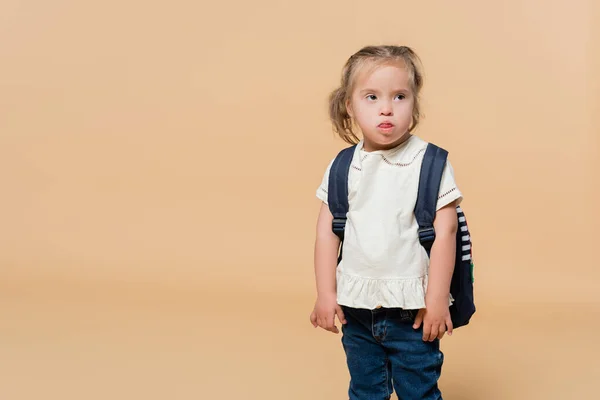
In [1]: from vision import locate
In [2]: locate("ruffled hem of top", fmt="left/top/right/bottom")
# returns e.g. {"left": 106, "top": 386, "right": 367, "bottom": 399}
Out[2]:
{"left": 336, "top": 271, "right": 454, "bottom": 310}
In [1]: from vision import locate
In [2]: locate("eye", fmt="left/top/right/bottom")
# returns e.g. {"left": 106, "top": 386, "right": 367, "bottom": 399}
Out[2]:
{"left": 395, "top": 94, "right": 406, "bottom": 100}
{"left": 366, "top": 94, "right": 377, "bottom": 101}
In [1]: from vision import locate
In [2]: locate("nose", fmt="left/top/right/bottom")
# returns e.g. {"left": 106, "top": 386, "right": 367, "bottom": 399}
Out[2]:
{"left": 379, "top": 101, "right": 393, "bottom": 116}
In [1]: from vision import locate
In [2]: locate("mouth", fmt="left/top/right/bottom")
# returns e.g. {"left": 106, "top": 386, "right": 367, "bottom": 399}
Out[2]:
{"left": 377, "top": 122, "right": 395, "bottom": 133}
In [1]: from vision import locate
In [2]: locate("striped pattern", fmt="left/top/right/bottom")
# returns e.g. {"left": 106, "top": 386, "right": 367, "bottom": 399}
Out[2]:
{"left": 457, "top": 206, "right": 472, "bottom": 261}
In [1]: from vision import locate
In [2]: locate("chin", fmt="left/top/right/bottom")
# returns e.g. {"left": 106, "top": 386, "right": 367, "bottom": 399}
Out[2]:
{"left": 375, "top": 132, "right": 409, "bottom": 144}
{"left": 383, "top": 134, "right": 405, "bottom": 143}
{"left": 362, "top": 125, "right": 411, "bottom": 149}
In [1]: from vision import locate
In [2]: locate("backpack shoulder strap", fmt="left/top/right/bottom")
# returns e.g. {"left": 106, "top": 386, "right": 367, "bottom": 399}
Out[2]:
{"left": 327, "top": 145, "right": 356, "bottom": 241}
{"left": 414, "top": 143, "right": 449, "bottom": 255}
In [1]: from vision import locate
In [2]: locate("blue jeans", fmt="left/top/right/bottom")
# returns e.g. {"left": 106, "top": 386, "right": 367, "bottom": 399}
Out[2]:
{"left": 341, "top": 305, "right": 444, "bottom": 400}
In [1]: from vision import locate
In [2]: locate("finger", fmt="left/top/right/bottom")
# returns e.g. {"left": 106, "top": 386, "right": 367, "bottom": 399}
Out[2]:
{"left": 429, "top": 323, "right": 439, "bottom": 342}
{"left": 336, "top": 306, "right": 347, "bottom": 325}
{"left": 310, "top": 311, "right": 317, "bottom": 327}
{"left": 324, "top": 314, "right": 338, "bottom": 334}
{"left": 330, "top": 314, "right": 340, "bottom": 334}
{"left": 413, "top": 310, "right": 424, "bottom": 329}
{"left": 317, "top": 316, "right": 324, "bottom": 329}
{"left": 446, "top": 318, "right": 453, "bottom": 336}
{"left": 422, "top": 322, "right": 431, "bottom": 341}
{"left": 437, "top": 324, "right": 446, "bottom": 340}
{"left": 318, "top": 313, "right": 331, "bottom": 331}
{"left": 327, "top": 312, "right": 336, "bottom": 330}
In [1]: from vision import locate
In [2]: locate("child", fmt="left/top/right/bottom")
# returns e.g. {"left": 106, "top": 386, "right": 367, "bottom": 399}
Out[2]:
{"left": 309, "top": 45, "right": 463, "bottom": 400}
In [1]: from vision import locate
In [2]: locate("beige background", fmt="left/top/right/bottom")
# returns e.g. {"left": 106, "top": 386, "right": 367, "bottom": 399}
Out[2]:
{"left": 1, "top": 0, "right": 598, "bottom": 399}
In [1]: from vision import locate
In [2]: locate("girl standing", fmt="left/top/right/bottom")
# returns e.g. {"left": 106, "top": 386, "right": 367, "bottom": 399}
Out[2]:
{"left": 310, "top": 45, "right": 463, "bottom": 400}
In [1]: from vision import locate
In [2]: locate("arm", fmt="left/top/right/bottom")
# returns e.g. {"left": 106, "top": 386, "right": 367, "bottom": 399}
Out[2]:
{"left": 314, "top": 202, "right": 341, "bottom": 296}
{"left": 427, "top": 201, "right": 458, "bottom": 307}
{"left": 309, "top": 202, "right": 346, "bottom": 333}
{"left": 413, "top": 201, "right": 458, "bottom": 341}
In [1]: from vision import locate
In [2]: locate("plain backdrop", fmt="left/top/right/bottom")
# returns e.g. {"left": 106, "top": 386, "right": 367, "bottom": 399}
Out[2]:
{"left": 1, "top": 1, "right": 598, "bottom": 399}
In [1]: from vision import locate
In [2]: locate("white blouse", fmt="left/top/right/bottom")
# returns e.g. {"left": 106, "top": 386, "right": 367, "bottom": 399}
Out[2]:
{"left": 316, "top": 135, "right": 463, "bottom": 310}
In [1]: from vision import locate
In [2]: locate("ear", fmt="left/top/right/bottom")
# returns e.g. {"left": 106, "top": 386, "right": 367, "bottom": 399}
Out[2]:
{"left": 345, "top": 98, "right": 354, "bottom": 118}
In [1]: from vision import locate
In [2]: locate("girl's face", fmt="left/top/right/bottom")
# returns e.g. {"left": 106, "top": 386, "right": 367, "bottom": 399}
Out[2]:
{"left": 346, "top": 63, "right": 415, "bottom": 152}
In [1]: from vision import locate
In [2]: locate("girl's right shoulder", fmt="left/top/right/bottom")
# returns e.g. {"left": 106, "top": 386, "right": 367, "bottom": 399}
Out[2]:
{"left": 316, "top": 144, "right": 360, "bottom": 204}
{"left": 324, "top": 143, "right": 361, "bottom": 172}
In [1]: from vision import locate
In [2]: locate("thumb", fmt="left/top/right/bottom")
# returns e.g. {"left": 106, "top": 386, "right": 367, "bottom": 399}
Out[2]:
{"left": 336, "top": 305, "right": 347, "bottom": 324}
{"left": 413, "top": 309, "right": 424, "bottom": 330}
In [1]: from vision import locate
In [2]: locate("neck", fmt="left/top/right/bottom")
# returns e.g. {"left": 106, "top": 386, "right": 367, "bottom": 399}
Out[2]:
{"left": 363, "top": 133, "right": 412, "bottom": 152}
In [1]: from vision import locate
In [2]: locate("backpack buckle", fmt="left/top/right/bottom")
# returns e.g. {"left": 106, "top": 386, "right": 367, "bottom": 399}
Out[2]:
{"left": 332, "top": 218, "right": 346, "bottom": 239}
{"left": 418, "top": 227, "right": 436, "bottom": 244}
{"left": 332, "top": 218, "right": 346, "bottom": 232}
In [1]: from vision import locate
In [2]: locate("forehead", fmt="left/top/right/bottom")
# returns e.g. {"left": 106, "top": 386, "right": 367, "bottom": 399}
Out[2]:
{"left": 353, "top": 60, "right": 410, "bottom": 90}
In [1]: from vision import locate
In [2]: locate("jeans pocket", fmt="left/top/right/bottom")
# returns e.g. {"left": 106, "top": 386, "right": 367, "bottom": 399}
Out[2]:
{"left": 407, "top": 309, "right": 420, "bottom": 322}
{"left": 398, "top": 309, "right": 416, "bottom": 322}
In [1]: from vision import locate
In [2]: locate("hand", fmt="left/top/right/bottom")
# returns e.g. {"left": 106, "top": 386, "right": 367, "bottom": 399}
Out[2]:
{"left": 309, "top": 292, "right": 347, "bottom": 334}
{"left": 412, "top": 297, "right": 453, "bottom": 341}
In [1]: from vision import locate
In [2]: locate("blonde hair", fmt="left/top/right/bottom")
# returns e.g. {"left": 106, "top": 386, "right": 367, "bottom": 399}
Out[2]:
{"left": 328, "top": 45, "right": 424, "bottom": 145}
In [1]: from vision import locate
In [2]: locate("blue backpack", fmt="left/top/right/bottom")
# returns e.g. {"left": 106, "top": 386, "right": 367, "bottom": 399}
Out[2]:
{"left": 327, "top": 143, "right": 476, "bottom": 328}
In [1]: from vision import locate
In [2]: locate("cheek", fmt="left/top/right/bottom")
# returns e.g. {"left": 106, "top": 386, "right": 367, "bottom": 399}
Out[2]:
{"left": 350, "top": 103, "right": 370, "bottom": 122}
{"left": 357, "top": 100, "right": 378, "bottom": 114}
{"left": 395, "top": 102, "right": 414, "bottom": 119}
{"left": 355, "top": 111, "right": 375, "bottom": 127}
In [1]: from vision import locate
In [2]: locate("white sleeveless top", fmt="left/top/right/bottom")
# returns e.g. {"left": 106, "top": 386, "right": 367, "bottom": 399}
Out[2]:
{"left": 316, "top": 135, "right": 463, "bottom": 310}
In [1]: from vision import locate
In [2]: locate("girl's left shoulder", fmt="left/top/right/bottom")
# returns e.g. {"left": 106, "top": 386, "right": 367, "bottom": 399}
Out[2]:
{"left": 411, "top": 136, "right": 453, "bottom": 162}
{"left": 405, "top": 135, "right": 430, "bottom": 160}
{"left": 406, "top": 134, "right": 430, "bottom": 149}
